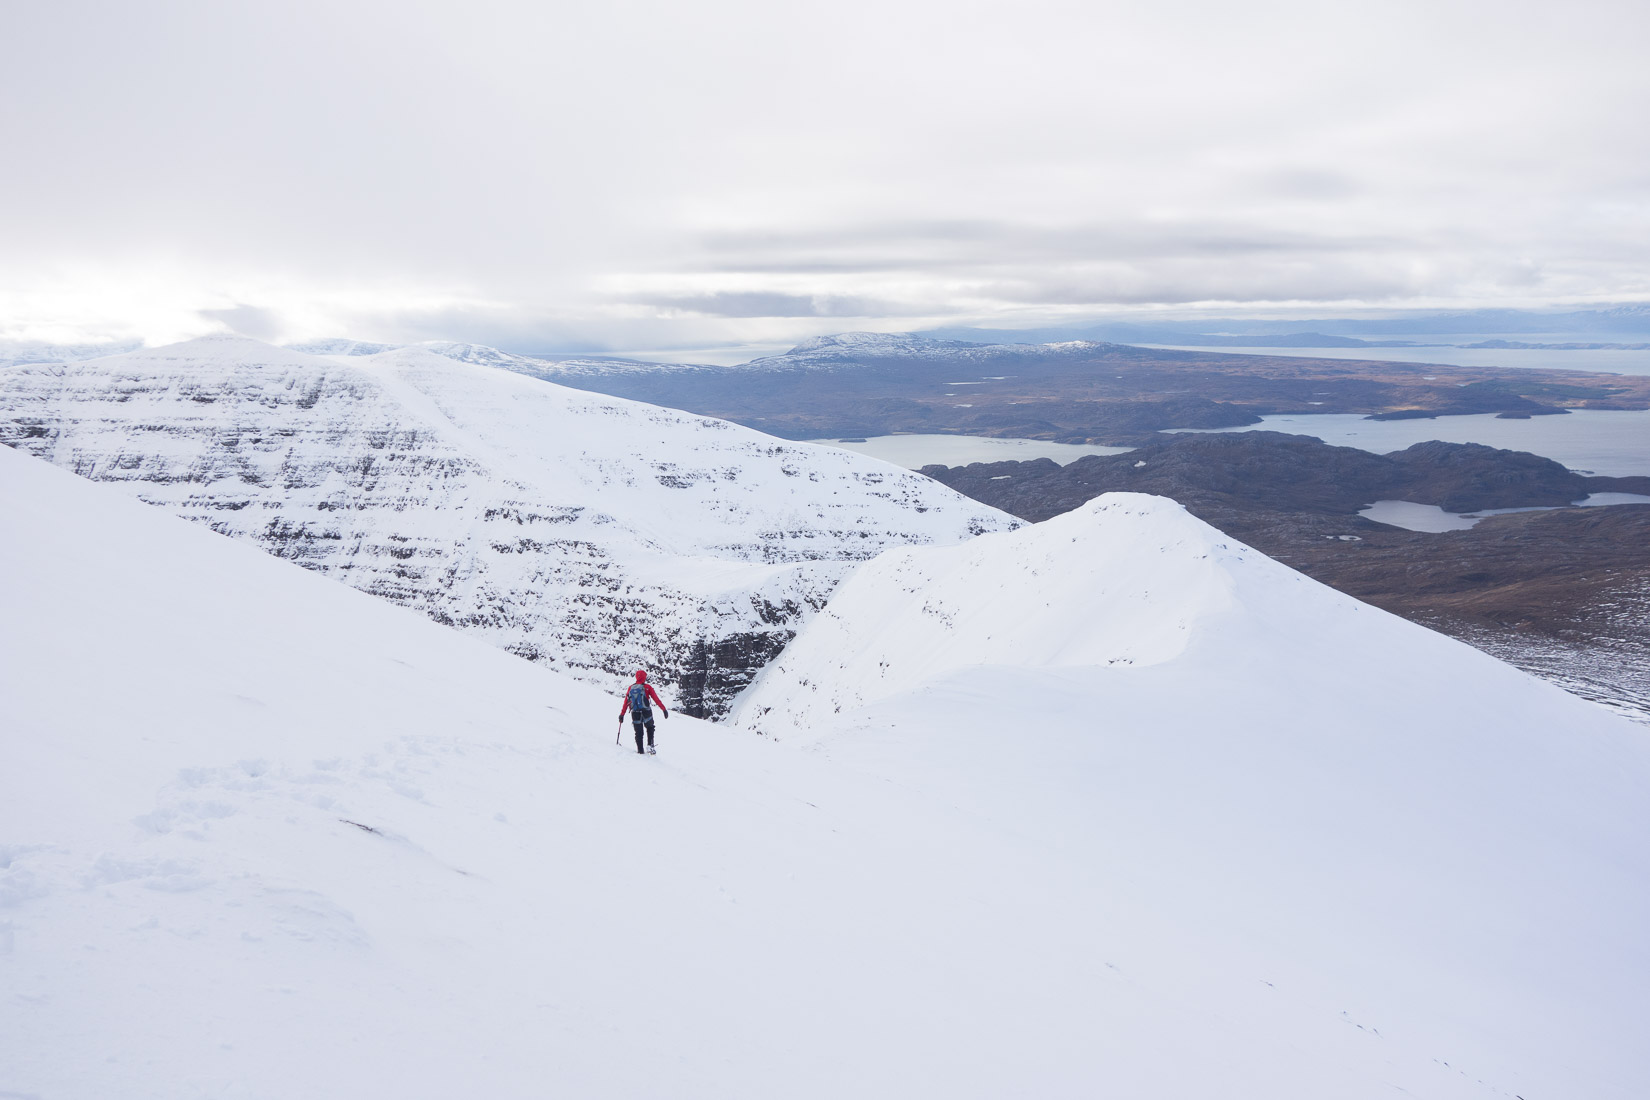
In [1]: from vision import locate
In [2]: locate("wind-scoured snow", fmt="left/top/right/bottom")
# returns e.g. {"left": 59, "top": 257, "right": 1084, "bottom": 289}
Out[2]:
{"left": 3, "top": 452, "right": 1648, "bottom": 1097}
{"left": 735, "top": 492, "right": 1650, "bottom": 1097}
{"left": 0, "top": 335, "right": 1013, "bottom": 715}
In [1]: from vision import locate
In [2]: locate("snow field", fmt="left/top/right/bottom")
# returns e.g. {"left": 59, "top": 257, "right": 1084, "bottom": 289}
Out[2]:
{"left": 4, "top": 450, "right": 1648, "bottom": 1097}
{"left": 0, "top": 446, "right": 1011, "bottom": 1096}
{"left": 736, "top": 493, "right": 1650, "bottom": 1098}
{"left": 0, "top": 448, "right": 1338, "bottom": 1098}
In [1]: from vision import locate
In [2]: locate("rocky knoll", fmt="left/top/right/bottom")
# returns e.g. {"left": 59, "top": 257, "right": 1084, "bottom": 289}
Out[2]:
{"left": 924, "top": 432, "right": 1650, "bottom": 719}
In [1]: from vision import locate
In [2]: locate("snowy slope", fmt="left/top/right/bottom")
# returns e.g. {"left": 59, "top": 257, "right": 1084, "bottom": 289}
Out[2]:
{"left": 2, "top": 445, "right": 1040, "bottom": 1098}
{"left": 735, "top": 493, "right": 1650, "bottom": 1097}
{"left": 4, "top": 451, "right": 1649, "bottom": 1097}
{"left": 0, "top": 335, "right": 1013, "bottom": 715}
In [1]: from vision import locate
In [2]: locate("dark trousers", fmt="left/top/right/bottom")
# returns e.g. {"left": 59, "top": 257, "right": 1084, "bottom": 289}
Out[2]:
{"left": 632, "top": 712, "right": 655, "bottom": 751}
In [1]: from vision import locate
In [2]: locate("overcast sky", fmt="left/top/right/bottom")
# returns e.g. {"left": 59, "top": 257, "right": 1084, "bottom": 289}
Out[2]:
{"left": 4, "top": 0, "right": 1648, "bottom": 353}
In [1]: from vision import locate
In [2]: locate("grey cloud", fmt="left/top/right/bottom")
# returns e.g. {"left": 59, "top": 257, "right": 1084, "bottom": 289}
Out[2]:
{"left": 331, "top": 306, "right": 615, "bottom": 356}
{"left": 986, "top": 264, "right": 1423, "bottom": 308}
{"left": 696, "top": 219, "right": 1405, "bottom": 276}
{"left": 640, "top": 292, "right": 911, "bottom": 319}
{"left": 199, "top": 305, "right": 284, "bottom": 341}
{"left": 3, "top": 0, "right": 1647, "bottom": 352}
{"left": 1250, "top": 170, "right": 1364, "bottom": 201}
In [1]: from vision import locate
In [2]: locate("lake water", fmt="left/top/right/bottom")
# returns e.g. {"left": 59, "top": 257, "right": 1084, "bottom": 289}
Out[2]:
{"left": 1360, "top": 494, "right": 1650, "bottom": 533}
{"left": 1169, "top": 409, "right": 1650, "bottom": 477}
{"left": 808, "top": 434, "right": 1132, "bottom": 469}
{"left": 1140, "top": 342, "right": 1650, "bottom": 377}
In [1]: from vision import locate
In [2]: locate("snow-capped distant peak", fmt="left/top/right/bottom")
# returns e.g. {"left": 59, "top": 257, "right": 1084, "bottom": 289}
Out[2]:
{"left": 747, "top": 331, "right": 1119, "bottom": 369}
{"left": 284, "top": 337, "right": 402, "bottom": 357}
{"left": 415, "top": 341, "right": 545, "bottom": 368}
{"left": 784, "top": 332, "right": 972, "bottom": 355}
{"left": 283, "top": 338, "right": 558, "bottom": 369}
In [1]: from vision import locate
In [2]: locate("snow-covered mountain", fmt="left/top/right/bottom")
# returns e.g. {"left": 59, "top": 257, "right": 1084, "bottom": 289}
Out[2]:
{"left": 283, "top": 337, "right": 401, "bottom": 357}
{"left": 747, "top": 330, "right": 1114, "bottom": 368}
{"left": 5, "top": 448, "right": 1646, "bottom": 1098}
{"left": 0, "top": 335, "right": 1013, "bottom": 715}
{"left": 734, "top": 492, "right": 1650, "bottom": 1096}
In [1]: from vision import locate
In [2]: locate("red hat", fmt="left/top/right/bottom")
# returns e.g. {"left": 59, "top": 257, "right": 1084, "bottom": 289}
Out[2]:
{"left": 635, "top": 670, "right": 647, "bottom": 682}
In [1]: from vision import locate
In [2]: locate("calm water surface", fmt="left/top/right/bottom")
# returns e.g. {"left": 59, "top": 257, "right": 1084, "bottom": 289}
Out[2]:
{"left": 1170, "top": 409, "right": 1650, "bottom": 477}
{"left": 1359, "top": 494, "right": 1650, "bottom": 533}
{"left": 1140, "top": 343, "right": 1650, "bottom": 377}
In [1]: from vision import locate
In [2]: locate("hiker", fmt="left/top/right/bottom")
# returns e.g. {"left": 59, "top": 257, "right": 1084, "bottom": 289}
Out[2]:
{"left": 619, "top": 669, "right": 669, "bottom": 755}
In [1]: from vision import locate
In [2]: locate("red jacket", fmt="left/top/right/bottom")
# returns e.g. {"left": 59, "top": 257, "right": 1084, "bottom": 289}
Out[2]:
{"left": 619, "top": 681, "right": 668, "bottom": 720}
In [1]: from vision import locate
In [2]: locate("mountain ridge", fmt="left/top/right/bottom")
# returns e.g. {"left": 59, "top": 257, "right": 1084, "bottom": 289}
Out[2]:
{"left": 0, "top": 335, "right": 1014, "bottom": 717}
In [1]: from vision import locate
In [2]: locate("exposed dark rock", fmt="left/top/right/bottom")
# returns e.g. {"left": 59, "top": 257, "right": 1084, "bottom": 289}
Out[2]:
{"left": 670, "top": 629, "right": 797, "bottom": 719}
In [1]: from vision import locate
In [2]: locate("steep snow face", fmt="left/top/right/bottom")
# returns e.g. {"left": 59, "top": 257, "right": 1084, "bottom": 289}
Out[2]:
{"left": 734, "top": 493, "right": 1650, "bottom": 1097}
{"left": 1, "top": 445, "right": 1051, "bottom": 1098}
{"left": 6, "top": 448, "right": 1649, "bottom": 1099}
{"left": 0, "top": 335, "right": 1013, "bottom": 716}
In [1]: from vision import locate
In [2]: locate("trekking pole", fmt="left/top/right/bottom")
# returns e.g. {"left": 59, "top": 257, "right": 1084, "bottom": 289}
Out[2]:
{"left": 616, "top": 718, "right": 622, "bottom": 746}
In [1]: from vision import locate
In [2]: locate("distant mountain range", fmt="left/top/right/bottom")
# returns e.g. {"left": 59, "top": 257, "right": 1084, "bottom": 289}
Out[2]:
{"left": 919, "top": 304, "right": 1650, "bottom": 346}
{"left": 7, "top": 303, "right": 1648, "bottom": 373}
{"left": 374, "top": 330, "right": 1650, "bottom": 444}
